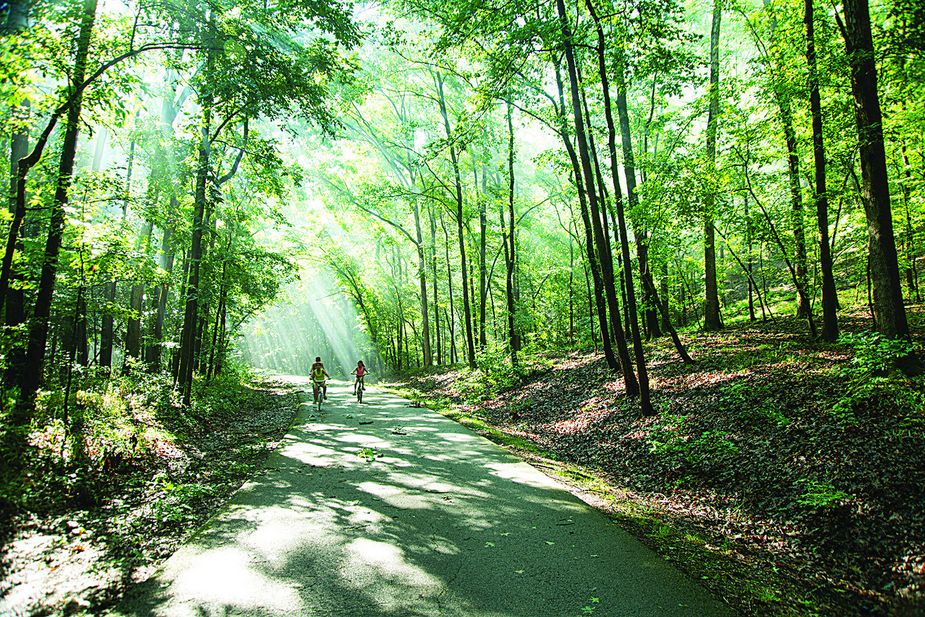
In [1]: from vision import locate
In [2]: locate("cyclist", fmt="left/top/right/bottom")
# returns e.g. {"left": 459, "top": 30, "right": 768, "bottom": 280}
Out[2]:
{"left": 351, "top": 360, "right": 368, "bottom": 395}
{"left": 310, "top": 356, "right": 330, "bottom": 402}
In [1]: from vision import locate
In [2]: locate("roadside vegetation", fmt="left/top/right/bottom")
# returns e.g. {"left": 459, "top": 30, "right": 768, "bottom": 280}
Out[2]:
{"left": 397, "top": 310, "right": 925, "bottom": 616}
{"left": 0, "top": 371, "right": 301, "bottom": 616}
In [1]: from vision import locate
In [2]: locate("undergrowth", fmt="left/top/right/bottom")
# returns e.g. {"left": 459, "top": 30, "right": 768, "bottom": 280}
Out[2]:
{"left": 452, "top": 345, "right": 552, "bottom": 402}
{"left": 0, "top": 367, "right": 301, "bottom": 616}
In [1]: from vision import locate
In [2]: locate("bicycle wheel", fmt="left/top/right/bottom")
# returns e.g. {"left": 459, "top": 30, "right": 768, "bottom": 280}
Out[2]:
{"left": 357, "top": 386, "right": 363, "bottom": 403}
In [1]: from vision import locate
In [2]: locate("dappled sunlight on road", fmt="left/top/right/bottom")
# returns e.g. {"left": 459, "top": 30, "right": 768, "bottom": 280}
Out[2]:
{"left": 167, "top": 546, "right": 304, "bottom": 614}
{"left": 114, "top": 380, "right": 731, "bottom": 617}
{"left": 342, "top": 538, "right": 445, "bottom": 609}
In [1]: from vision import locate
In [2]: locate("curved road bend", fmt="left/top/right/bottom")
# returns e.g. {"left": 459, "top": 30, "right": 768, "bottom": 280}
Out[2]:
{"left": 114, "top": 378, "right": 733, "bottom": 617}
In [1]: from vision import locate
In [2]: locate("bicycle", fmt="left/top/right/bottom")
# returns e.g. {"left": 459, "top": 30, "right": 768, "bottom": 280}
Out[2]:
{"left": 312, "top": 380, "right": 327, "bottom": 412}
{"left": 355, "top": 376, "right": 365, "bottom": 403}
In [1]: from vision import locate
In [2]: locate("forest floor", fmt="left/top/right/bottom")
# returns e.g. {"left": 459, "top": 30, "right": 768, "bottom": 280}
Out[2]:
{"left": 396, "top": 308, "right": 925, "bottom": 617}
{"left": 0, "top": 375, "right": 302, "bottom": 617}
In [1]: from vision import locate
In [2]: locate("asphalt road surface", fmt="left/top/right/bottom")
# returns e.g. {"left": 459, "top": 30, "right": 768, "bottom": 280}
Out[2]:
{"left": 113, "top": 378, "right": 733, "bottom": 617}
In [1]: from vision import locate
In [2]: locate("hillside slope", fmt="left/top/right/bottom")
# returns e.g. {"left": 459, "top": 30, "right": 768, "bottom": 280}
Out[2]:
{"left": 400, "top": 312, "right": 925, "bottom": 616}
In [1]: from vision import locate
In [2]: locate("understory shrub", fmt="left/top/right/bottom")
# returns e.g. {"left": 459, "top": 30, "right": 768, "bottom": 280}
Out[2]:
{"left": 454, "top": 345, "right": 535, "bottom": 401}
{"left": 647, "top": 413, "right": 739, "bottom": 477}
{"left": 831, "top": 332, "right": 923, "bottom": 426}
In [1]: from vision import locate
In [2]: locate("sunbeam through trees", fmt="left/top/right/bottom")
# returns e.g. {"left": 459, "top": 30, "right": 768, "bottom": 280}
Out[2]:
{"left": 1, "top": 0, "right": 924, "bottom": 614}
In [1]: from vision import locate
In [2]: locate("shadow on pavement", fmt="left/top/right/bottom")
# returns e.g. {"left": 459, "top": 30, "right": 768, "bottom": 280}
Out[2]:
{"left": 113, "top": 380, "right": 732, "bottom": 617}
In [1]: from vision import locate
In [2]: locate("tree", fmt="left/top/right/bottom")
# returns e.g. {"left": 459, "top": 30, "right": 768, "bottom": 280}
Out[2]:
{"left": 835, "top": 0, "right": 909, "bottom": 339}
{"left": 704, "top": 0, "right": 724, "bottom": 331}
{"left": 805, "top": 0, "right": 839, "bottom": 341}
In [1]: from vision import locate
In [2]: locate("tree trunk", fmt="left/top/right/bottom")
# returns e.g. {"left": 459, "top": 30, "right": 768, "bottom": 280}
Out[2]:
{"left": 569, "top": 233, "right": 575, "bottom": 343}
{"left": 837, "top": 0, "right": 909, "bottom": 338}
{"left": 177, "top": 90, "right": 211, "bottom": 404}
{"left": 147, "top": 225, "right": 175, "bottom": 370}
{"left": 504, "top": 103, "right": 520, "bottom": 363}
{"left": 19, "top": 0, "right": 98, "bottom": 405}
{"left": 124, "top": 170, "right": 147, "bottom": 370}
{"left": 440, "top": 209, "right": 457, "bottom": 364}
{"left": 4, "top": 2, "right": 30, "bottom": 392}
{"left": 900, "top": 143, "right": 920, "bottom": 302}
{"left": 703, "top": 0, "right": 724, "bottom": 331}
{"left": 782, "top": 113, "right": 810, "bottom": 318}
{"left": 588, "top": 0, "right": 661, "bottom": 408}
{"left": 477, "top": 161, "right": 488, "bottom": 350}
{"left": 660, "top": 263, "right": 671, "bottom": 333}
{"left": 554, "top": 62, "right": 617, "bottom": 370}
{"left": 412, "top": 201, "right": 432, "bottom": 366}
{"left": 436, "top": 72, "right": 476, "bottom": 368}
{"left": 430, "top": 204, "right": 442, "bottom": 364}
{"left": 556, "top": 0, "right": 639, "bottom": 396}
{"left": 806, "top": 0, "right": 839, "bottom": 340}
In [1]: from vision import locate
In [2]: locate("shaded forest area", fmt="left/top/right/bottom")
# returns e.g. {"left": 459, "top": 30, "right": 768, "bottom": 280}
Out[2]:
{"left": 400, "top": 310, "right": 925, "bottom": 615}
{"left": 1, "top": 0, "right": 924, "bottom": 613}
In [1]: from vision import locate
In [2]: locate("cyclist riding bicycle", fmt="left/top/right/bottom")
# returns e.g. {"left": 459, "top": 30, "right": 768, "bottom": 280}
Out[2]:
{"left": 310, "top": 356, "right": 330, "bottom": 402}
{"left": 351, "top": 360, "right": 368, "bottom": 395}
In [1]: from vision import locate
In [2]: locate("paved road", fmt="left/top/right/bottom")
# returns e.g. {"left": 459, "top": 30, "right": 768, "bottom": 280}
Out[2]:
{"left": 114, "top": 378, "right": 733, "bottom": 616}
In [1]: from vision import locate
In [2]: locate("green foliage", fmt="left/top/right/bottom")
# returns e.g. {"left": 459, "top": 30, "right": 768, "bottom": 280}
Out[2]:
{"left": 149, "top": 475, "right": 219, "bottom": 525}
{"left": 796, "top": 479, "right": 853, "bottom": 509}
{"left": 831, "top": 332, "right": 922, "bottom": 426}
{"left": 837, "top": 332, "right": 916, "bottom": 377}
{"left": 453, "top": 345, "right": 540, "bottom": 402}
{"left": 720, "top": 380, "right": 790, "bottom": 427}
{"left": 647, "top": 413, "right": 739, "bottom": 473}
{"left": 646, "top": 413, "right": 689, "bottom": 456}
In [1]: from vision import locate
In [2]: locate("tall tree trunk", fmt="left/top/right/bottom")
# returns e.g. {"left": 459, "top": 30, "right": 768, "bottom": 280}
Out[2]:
{"left": 503, "top": 103, "right": 520, "bottom": 363}
{"left": 783, "top": 113, "right": 810, "bottom": 318}
{"left": 478, "top": 163, "right": 488, "bottom": 350}
{"left": 4, "top": 1, "right": 30, "bottom": 392}
{"left": 760, "top": 1, "right": 811, "bottom": 318}
{"left": 124, "top": 161, "right": 147, "bottom": 370}
{"left": 436, "top": 72, "right": 476, "bottom": 368}
{"left": 101, "top": 130, "right": 128, "bottom": 370}
{"left": 556, "top": 0, "right": 639, "bottom": 396}
{"left": 147, "top": 225, "right": 175, "bottom": 370}
{"left": 569, "top": 233, "right": 575, "bottom": 343}
{"left": 18, "top": 0, "right": 98, "bottom": 405}
{"left": 806, "top": 0, "right": 839, "bottom": 340}
{"left": 608, "top": 54, "right": 661, "bottom": 339}
{"left": 745, "top": 194, "right": 757, "bottom": 321}
{"left": 1, "top": 1, "right": 31, "bottom": 324}
{"left": 703, "top": 0, "right": 724, "bottom": 331}
{"left": 177, "top": 88, "right": 212, "bottom": 404}
{"left": 836, "top": 0, "right": 909, "bottom": 338}
{"left": 588, "top": 0, "right": 662, "bottom": 408}
{"left": 554, "top": 62, "right": 616, "bottom": 369}
{"left": 440, "top": 209, "right": 457, "bottom": 364}
{"left": 900, "top": 143, "right": 920, "bottom": 302}
{"left": 660, "top": 263, "right": 671, "bottom": 332}
{"left": 412, "top": 201, "right": 432, "bottom": 366}
{"left": 214, "top": 301, "right": 227, "bottom": 376}
{"left": 207, "top": 251, "right": 227, "bottom": 380}
{"left": 430, "top": 204, "right": 442, "bottom": 364}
